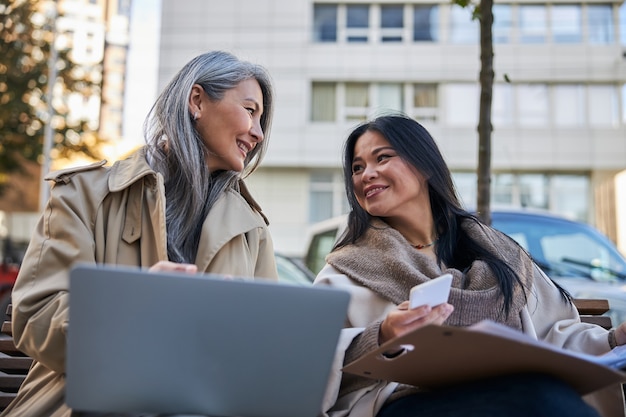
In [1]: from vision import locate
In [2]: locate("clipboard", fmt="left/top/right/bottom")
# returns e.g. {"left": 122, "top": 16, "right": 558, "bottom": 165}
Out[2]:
{"left": 342, "top": 321, "right": 626, "bottom": 395}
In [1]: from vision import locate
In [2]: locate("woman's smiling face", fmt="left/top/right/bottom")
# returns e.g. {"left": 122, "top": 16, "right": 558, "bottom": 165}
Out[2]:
{"left": 351, "top": 130, "right": 430, "bottom": 219}
{"left": 191, "top": 78, "right": 265, "bottom": 172}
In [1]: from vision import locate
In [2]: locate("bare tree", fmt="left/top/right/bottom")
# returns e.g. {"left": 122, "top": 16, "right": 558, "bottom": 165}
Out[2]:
{"left": 454, "top": 0, "right": 494, "bottom": 225}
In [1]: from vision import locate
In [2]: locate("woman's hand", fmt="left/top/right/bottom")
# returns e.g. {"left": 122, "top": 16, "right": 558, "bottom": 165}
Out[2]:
{"left": 149, "top": 261, "right": 198, "bottom": 274}
{"left": 379, "top": 301, "right": 454, "bottom": 345}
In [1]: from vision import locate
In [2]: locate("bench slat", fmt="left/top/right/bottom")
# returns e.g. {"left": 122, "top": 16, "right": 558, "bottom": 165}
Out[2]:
{"left": 573, "top": 299, "right": 610, "bottom": 316}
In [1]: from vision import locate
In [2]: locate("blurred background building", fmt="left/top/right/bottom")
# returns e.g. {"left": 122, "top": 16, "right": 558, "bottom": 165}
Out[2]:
{"left": 2, "top": 0, "right": 626, "bottom": 261}
{"left": 155, "top": 0, "right": 626, "bottom": 258}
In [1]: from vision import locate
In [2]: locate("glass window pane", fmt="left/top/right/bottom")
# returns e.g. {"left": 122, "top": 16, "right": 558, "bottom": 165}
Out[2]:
{"left": 518, "top": 174, "right": 549, "bottom": 209}
{"left": 622, "top": 84, "right": 626, "bottom": 124}
{"left": 413, "top": 84, "right": 437, "bottom": 107}
{"left": 493, "top": 5, "right": 512, "bottom": 44}
{"left": 520, "top": 5, "right": 547, "bottom": 43}
{"left": 381, "top": 5, "right": 403, "bottom": 28}
{"left": 552, "top": 5, "right": 582, "bottom": 43}
{"left": 445, "top": 83, "right": 478, "bottom": 126}
{"left": 551, "top": 175, "right": 589, "bottom": 221}
{"left": 378, "top": 83, "right": 403, "bottom": 113}
{"left": 413, "top": 5, "right": 439, "bottom": 41}
{"left": 450, "top": 5, "right": 478, "bottom": 44}
{"left": 309, "top": 191, "right": 333, "bottom": 223}
{"left": 492, "top": 174, "right": 515, "bottom": 206}
{"left": 588, "top": 5, "right": 613, "bottom": 44}
{"left": 554, "top": 85, "right": 585, "bottom": 127}
{"left": 517, "top": 84, "right": 549, "bottom": 125}
{"left": 313, "top": 4, "right": 337, "bottom": 42}
{"left": 311, "top": 82, "right": 336, "bottom": 122}
{"left": 347, "top": 4, "right": 369, "bottom": 42}
{"left": 381, "top": 5, "right": 404, "bottom": 42}
{"left": 588, "top": 85, "right": 618, "bottom": 127}
{"left": 451, "top": 172, "right": 477, "bottom": 209}
{"left": 493, "top": 83, "right": 513, "bottom": 126}
{"left": 621, "top": 3, "right": 626, "bottom": 45}
{"left": 345, "top": 83, "right": 369, "bottom": 107}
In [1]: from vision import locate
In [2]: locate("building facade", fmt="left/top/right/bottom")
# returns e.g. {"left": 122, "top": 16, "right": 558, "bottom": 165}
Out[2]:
{"left": 157, "top": 0, "right": 626, "bottom": 257}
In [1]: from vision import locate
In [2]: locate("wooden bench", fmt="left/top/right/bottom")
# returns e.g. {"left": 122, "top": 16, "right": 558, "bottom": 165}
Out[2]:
{"left": 0, "top": 300, "right": 615, "bottom": 412}
{"left": 574, "top": 298, "right": 612, "bottom": 330}
{"left": 0, "top": 304, "right": 33, "bottom": 411}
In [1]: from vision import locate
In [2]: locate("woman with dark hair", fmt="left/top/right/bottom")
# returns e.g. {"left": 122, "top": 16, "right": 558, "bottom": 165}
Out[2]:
{"left": 315, "top": 114, "right": 625, "bottom": 417}
{"left": 5, "top": 50, "right": 277, "bottom": 417}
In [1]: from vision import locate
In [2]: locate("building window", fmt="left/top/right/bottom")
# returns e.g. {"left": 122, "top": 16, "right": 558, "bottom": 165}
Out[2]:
{"left": 311, "top": 82, "right": 441, "bottom": 123}
{"left": 380, "top": 4, "right": 404, "bottom": 42}
{"left": 492, "top": 83, "right": 514, "bottom": 126}
{"left": 411, "top": 84, "right": 438, "bottom": 122}
{"left": 346, "top": 4, "right": 370, "bottom": 42}
{"left": 553, "top": 85, "right": 585, "bottom": 127}
{"left": 413, "top": 5, "right": 439, "bottom": 41}
{"left": 588, "top": 85, "right": 619, "bottom": 127}
{"left": 517, "top": 84, "right": 549, "bottom": 126}
{"left": 587, "top": 4, "right": 613, "bottom": 44}
{"left": 452, "top": 172, "right": 590, "bottom": 222}
{"left": 313, "top": 4, "right": 338, "bottom": 42}
{"left": 493, "top": 4, "right": 512, "bottom": 44}
{"left": 445, "top": 83, "right": 478, "bottom": 126}
{"left": 309, "top": 170, "right": 347, "bottom": 223}
{"left": 377, "top": 83, "right": 403, "bottom": 114}
{"left": 520, "top": 5, "right": 547, "bottom": 43}
{"left": 622, "top": 84, "right": 626, "bottom": 124}
{"left": 552, "top": 4, "right": 582, "bottom": 43}
{"left": 345, "top": 82, "right": 370, "bottom": 121}
{"left": 311, "top": 82, "right": 336, "bottom": 122}
{"left": 449, "top": 5, "right": 478, "bottom": 44}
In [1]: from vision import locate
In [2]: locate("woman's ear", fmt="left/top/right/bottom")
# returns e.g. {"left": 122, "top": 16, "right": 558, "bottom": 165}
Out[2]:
{"left": 188, "top": 84, "right": 204, "bottom": 120}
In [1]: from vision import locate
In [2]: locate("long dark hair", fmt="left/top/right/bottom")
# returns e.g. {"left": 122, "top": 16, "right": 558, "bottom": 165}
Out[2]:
{"left": 335, "top": 114, "right": 534, "bottom": 316}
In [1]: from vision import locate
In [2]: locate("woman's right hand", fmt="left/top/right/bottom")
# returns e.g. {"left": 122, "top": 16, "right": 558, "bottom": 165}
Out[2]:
{"left": 379, "top": 301, "right": 454, "bottom": 345}
{"left": 149, "top": 261, "right": 198, "bottom": 274}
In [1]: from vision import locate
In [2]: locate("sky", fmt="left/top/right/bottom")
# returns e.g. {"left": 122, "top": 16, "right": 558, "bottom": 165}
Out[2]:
{"left": 121, "top": 0, "right": 162, "bottom": 147}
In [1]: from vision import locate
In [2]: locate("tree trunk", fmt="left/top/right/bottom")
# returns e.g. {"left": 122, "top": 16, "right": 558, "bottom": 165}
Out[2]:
{"left": 476, "top": 0, "right": 494, "bottom": 225}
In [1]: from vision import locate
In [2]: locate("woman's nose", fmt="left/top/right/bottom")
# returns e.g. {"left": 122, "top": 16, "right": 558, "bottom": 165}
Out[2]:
{"left": 250, "top": 120, "right": 264, "bottom": 143}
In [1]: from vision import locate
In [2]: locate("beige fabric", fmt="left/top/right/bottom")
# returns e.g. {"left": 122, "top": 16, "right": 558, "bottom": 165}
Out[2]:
{"left": 314, "top": 264, "right": 625, "bottom": 417}
{"left": 2, "top": 148, "right": 277, "bottom": 417}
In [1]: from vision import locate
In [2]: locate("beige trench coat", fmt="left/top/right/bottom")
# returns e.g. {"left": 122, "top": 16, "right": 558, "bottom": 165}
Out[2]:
{"left": 2, "top": 148, "right": 278, "bottom": 417}
{"left": 315, "top": 264, "right": 625, "bottom": 417}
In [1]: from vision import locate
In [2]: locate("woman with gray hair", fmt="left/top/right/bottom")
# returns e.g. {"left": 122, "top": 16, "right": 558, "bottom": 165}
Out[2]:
{"left": 4, "top": 50, "right": 278, "bottom": 417}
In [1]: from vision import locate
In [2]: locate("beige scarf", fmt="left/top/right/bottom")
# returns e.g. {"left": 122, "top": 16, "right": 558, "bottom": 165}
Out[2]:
{"left": 326, "top": 218, "right": 534, "bottom": 329}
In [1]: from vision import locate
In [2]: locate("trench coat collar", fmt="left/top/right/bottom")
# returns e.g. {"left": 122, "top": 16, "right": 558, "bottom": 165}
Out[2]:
{"left": 108, "top": 147, "right": 158, "bottom": 192}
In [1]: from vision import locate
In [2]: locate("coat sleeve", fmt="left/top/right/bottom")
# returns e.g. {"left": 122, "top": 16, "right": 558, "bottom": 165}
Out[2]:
{"left": 524, "top": 265, "right": 611, "bottom": 355}
{"left": 11, "top": 174, "right": 103, "bottom": 374}
{"left": 314, "top": 264, "right": 398, "bottom": 417}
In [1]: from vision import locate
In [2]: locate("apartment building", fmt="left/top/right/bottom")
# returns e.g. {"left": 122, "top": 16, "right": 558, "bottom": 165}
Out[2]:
{"left": 55, "top": 0, "right": 131, "bottom": 141}
{"left": 158, "top": 0, "right": 626, "bottom": 257}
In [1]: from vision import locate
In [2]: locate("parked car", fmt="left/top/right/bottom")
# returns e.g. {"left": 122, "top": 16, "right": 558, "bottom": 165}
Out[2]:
{"left": 275, "top": 252, "right": 315, "bottom": 286}
{"left": 303, "top": 209, "right": 626, "bottom": 324}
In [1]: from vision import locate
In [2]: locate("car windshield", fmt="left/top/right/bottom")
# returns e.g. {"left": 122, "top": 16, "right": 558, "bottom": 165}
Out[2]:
{"left": 492, "top": 214, "right": 626, "bottom": 282}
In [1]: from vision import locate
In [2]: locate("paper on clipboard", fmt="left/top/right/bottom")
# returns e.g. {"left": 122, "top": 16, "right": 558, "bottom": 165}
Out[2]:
{"left": 342, "top": 320, "right": 626, "bottom": 395}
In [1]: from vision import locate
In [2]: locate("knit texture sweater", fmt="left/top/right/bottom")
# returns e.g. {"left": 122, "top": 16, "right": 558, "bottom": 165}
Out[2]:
{"left": 326, "top": 218, "right": 535, "bottom": 400}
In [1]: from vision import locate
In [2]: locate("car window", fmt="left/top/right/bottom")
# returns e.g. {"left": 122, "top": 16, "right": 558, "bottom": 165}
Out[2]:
{"left": 305, "top": 228, "right": 339, "bottom": 275}
{"left": 493, "top": 215, "right": 626, "bottom": 282}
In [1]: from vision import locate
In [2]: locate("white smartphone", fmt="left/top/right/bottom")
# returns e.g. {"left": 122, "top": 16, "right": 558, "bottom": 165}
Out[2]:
{"left": 409, "top": 273, "right": 453, "bottom": 309}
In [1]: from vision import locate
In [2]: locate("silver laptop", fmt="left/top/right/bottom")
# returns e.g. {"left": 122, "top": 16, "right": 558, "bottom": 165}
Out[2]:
{"left": 66, "top": 263, "right": 350, "bottom": 417}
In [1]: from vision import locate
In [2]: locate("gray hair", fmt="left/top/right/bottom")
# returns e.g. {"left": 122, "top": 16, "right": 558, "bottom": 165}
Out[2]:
{"left": 144, "top": 51, "right": 274, "bottom": 263}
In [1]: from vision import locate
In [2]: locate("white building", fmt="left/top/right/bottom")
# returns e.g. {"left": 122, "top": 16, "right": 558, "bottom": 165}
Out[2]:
{"left": 157, "top": 0, "right": 626, "bottom": 258}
